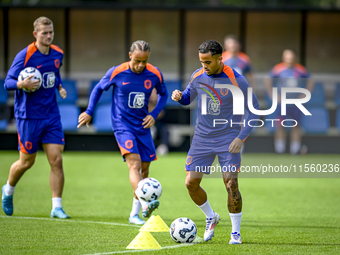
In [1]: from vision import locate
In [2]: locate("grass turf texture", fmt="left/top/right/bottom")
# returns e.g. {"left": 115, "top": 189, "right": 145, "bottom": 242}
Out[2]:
{"left": 0, "top": 151, "right": 339, "bottom": 254}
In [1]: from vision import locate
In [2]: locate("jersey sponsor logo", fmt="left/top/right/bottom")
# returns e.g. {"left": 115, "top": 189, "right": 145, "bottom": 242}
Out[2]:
{"left": 198, "top": 82, "right": 222, "bottom": 116}
{"left": 144, "top": 79, "right": 152, "bottom": 89}
{"left": 122, "top": 82, "right": 130, "bottom": 85}
{"left": 25, "top": 141, "right": 32, "bottom": 150}
{"left": 128, "top": 92, "right": 145, "bottom": 108}
{"left": 220, "top": 88, "right": 229, "bottom": 96}
{"left": 186, "top": 156, "right": 193, "bottom": 166}
{"left": 208, "top": 99, "right": 220, "bottom": 115}
{"left": 125, "top": 140, "right": 133, "bottom": 149}
{"left": 37, "top": 65, "right": 43, "bottom": 69}
{"left": 42, "top": 72, "right": 56, "bottom": 88}
{"left": 198, "top": 82, "right": 222, "bottom": 106}
{"left": 54, "top": 59, "right": 60, "bottom": 68}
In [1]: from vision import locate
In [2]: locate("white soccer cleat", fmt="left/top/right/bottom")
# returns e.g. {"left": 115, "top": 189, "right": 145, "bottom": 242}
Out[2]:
{"left": 229, "top": 232, "right": 242, "bottom": 244}
{"left": 203, "top": 212, "right": 220, "bottom": 241}
{"left": 129, "top": 214, "right": 145, "bottom": 225}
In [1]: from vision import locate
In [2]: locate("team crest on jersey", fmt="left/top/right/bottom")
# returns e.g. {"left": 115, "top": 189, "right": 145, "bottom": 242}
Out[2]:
{"left": 144, "top": 80, "right": 152, "bottom": 89}
{"left": 207, "top": 99, "right": 220, "bottom": 115}
{"left": 220, "top": 88, "right": 229, "bottom": 96}
{"left": 55, "top": 59, "right": 60, "bottom": 68}
{"left": 128, "top": 92, "right": 145, "bottom": 108}
{"left": 42, "top": 72, "right": 56, "bottom": 88}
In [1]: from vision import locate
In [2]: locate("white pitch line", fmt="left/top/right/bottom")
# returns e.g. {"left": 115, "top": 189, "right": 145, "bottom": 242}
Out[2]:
{"left": 82, "top": 237, "right": 203, "bottom": 255}
{"left": 0, "top": 215, "right": 202, "bottom": 254}
{"left": 0, "top": 215, "right": 140, "bottom": 228}
{"left": 82, "top": 243, "right": 194, "bottom": 255}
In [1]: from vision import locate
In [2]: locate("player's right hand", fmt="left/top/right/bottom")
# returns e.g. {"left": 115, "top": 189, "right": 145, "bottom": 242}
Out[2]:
{"left": 77, "top": 112, "right": 92, "bottom": 128}
{"left": 171, "top": 89, "right": 183, "bottom": 101}
{"left": 17, "top": 75, "right": 40, "bottom": 90}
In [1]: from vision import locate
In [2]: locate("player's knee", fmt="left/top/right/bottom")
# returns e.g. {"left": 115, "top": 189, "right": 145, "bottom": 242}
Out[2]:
{"left": 21, "top": 158, "right": 35, "bottom": 170}
{"left": 126, "top": 156, "right": 141, "bottom": 171}
{"left": 141, "top": 168, "right": 149, "bottom": 178}
{"left": 185, "top": 178, "right": 199, "bottom": 192}
{"left": 50, "top": 154, "right": 63, "bottom": 169}
{"left": 226, "top": 178, "right": 239, "bottom": 193}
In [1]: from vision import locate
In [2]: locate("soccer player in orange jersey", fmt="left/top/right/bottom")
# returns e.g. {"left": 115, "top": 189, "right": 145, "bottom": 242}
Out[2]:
{"left": 78, "top": 41, "right": 168, "bottom": 224}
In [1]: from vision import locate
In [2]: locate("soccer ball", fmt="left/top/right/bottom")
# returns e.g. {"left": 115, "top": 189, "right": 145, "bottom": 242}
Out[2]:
{"left": 170, "top": 217, "right": 197, "bottom": 243}
{"left": 135, "top": 177, "right": 162, "bottom": 202}
{"left": 18, "top": 67, "right": 42, "bottom": 92}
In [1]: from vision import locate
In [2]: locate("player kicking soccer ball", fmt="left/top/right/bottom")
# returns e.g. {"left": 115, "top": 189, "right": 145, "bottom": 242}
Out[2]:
{"left": 78, "top": 40, "right": 168, "bottom": 225}
{"left": 172, "top": 40, "right": 260, "bottom": 243}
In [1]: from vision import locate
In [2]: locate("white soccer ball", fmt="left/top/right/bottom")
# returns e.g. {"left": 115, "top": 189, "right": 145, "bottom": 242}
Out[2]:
{"left": 170, "top": 217, "right": 197, "bottom": 243}
{"left": 135, "top": 177, "right": 162, "bottom": 202}
{"left": 18, "top": 67, "right": 42, "bottom": 92}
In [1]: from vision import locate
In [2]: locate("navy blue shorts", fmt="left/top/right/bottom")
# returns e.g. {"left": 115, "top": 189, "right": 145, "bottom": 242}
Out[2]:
{"left": 114, "top": 130, "right": 156, "bottom": 162}
{"left": 17, "top": 115, "right": 64, "bottom": 154}
{"left": 185, "top": 136, "right": 241, "bottom": 174}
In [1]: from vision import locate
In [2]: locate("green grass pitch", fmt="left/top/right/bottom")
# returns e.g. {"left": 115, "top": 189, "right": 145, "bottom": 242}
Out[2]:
{"left": 0, "top": 151, "right": 339, "bottom": 254}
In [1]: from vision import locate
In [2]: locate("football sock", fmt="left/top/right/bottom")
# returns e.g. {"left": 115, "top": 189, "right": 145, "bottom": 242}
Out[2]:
{"left": 290, "top": 141, "right": 301, "bottom": 155}
{"left": 198, "top": 200, "right": 215, "bottom": 218}
{"left": 230, "top": 212, "right": 242, "bottom": 234}
{"left": 138, "top": 198, "right": 148, "bottom": 209}
{"left": 4, "top": 180, "right": 15, "bottom": 196}
{"left": 52, "top": 197, "right": 62, "bottom": 209}
{"left": 130, "top": 197, "right": 141, "bottom": 217}
{"left": 275, "top": 139, "right": 286, "bottom": 154}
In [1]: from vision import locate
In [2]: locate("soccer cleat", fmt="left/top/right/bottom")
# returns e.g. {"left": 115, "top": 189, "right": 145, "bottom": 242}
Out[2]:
{"left": 204, "top": 212, "right": 220, "bottom": 241}
{"left": 229, "top": 232, "right": 242, "bottom": 244}
{"left": 2, "top": 185, "right": 13, "bottom": 216}
{"left": 129, "top": 214, "right": 146, "bottom": 225}
{"left": 142, "top": 200, "right": 159, "bottom": 218}
{"left": 50, "top": 207, "right": 70, "bottom": 219}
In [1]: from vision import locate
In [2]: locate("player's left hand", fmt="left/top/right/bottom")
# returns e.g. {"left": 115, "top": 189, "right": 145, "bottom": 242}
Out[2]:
{"left": 58, "top": 85, "right": 67, "bottom": 99}
{"left": 229, "top": 137, "right": 243, "bottom": 153}
{"left": 143, "top": 115, "right": 155, "bottom": 129}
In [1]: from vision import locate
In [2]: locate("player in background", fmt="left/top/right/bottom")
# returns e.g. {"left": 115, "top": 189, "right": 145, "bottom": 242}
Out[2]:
{"left": 78, "top": 40, "right": 168, "bottom": 225}
{"left": 265, "top": 49, "right": 314, "bottom": 154}
{"left": 222, "top": 35, "right": 254, "bottom": 88}
{"left": 2, "top": 17, "right": 70, "bottom": 218}
{"left": 172, "top": 40, "right": 260, "bottom": 243}
{"left": 222, "top": 35, "right": 254, "bottom": 153}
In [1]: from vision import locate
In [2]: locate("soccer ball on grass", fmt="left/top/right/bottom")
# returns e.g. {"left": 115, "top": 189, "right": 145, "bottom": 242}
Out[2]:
{"left": 170, "top": 217, "right": 197, "bottom": 243}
